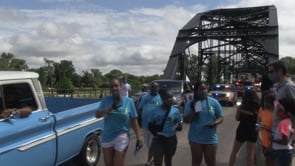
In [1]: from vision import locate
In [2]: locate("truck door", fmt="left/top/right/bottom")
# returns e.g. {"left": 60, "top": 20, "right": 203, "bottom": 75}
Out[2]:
{"left": 0, "top": 83, "right": 56, "bottom": 166}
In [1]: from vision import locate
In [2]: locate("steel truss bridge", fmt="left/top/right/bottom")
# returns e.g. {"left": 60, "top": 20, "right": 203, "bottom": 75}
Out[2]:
{"left": 163, "top": 5, "right": 278, "bottom": 85}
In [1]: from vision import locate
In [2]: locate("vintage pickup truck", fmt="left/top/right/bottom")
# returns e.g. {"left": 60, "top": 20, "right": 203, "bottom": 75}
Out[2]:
{"left": 0, "top": 71, "right": 103, "bottom": 166}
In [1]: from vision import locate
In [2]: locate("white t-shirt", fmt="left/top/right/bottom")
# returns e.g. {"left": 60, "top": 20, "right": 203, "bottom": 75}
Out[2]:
{"left": 121, "top": 83, "right": 131, "bottom": 97}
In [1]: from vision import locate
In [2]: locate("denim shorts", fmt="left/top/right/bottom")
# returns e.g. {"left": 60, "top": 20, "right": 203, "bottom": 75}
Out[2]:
{"left": 273, "top": 149, "right": 293, "bottom": 166}
{"left": 262, "top": 146, "right": 275, "bottom": 159}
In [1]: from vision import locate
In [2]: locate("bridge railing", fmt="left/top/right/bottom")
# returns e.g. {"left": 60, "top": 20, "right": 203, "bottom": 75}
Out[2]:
{"left": 43, "top": 88, "right": 111, "bottom": 99}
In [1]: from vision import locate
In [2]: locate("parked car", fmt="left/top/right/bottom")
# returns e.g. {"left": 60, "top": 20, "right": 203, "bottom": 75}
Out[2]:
{"left": 0, "top": 71, "right": 103, "bottom": 166}
{"left": 209, "top": 84, "right": 237, "bottom": 106}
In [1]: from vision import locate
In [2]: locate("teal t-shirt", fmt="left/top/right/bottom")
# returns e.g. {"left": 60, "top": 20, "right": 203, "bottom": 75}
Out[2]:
{"left": 138, "top": 93, "right": 162, "bottom": 130}
{"left": 98, "top": 96, "right": 137, "bottom": 142}
{"left": 184, "top": 96, "right": 223, "bottom": 144}
{"left": 148, "top": 106, "right": 181, "bottom": 138}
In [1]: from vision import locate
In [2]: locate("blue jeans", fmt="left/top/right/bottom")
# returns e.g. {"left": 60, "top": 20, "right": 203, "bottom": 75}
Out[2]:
{"left": 273, "top": 149, "right": 293, "bottom": 166}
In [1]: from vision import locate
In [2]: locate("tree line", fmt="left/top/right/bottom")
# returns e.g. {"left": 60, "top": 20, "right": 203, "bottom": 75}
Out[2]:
{"left": 0, "top": 52, "right": 161, "bottom": 95}
{"left": 1, "top": 52, "right": 295, "bottom": 95}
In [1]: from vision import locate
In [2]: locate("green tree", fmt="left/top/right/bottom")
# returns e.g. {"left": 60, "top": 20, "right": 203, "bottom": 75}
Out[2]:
{"left": 104, "top": 69, "right": 123, "bottom": 80}
{"left": 54, "top": 60, "right": 75, "bottom": 82}
{"left": 124, "top": 73, "right": 141, "bottom": 93}
{"left": 44, "top": 58, "right": 55, "bottom": 89}
{"left": 30, "top": 67, "right": 49, "bottom": 88}
{"left": 0, "top": 52, "right": 28, "bottom": 70}
{"left": 56, "top": 78, "right": 75, "bottom": 95}
{"left": 80, "top": 69, "right": 106, "bottom": 88}
{"left": 91, "top": 69, "right": 106, "bottom": 88}
{"left": 72, "top": 73, "right": 82, "bottom": 87}
{"left": 201, "top": 54, "right": 219, "bottom": 88}
{"left": 281, "top": 56, "right": 295, "bottom": 75}
{"left": 184, "top": 53, "right": 199, "bottom": 82}
{"left": 81, "top": 70, "right": 96, "bottom": 88}
{"left": 53, "top": 60, "right": 76, "bottom": 93}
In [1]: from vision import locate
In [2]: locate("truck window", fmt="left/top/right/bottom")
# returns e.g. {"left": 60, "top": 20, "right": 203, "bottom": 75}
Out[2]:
{"left": 2, "top": 83, "right": 37, "bottom": 111}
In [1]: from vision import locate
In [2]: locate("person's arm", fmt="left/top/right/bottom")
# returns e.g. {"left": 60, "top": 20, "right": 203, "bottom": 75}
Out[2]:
{"left": 235, "top": 106, "right": 241, "bottom": 121}
{"left": 214, "top": 99, "right": 224, "bottom": 125}
{"left": 173, "top": 108, "right": 182, "bottom": 131}
{"left": 0, "top": 106, "right": 33, "bottom": 118}
{"left": 183, "top": 101, "right": 196, "bottom": 123}
{"left": 127, "top": 84, "right": 132, "bottom": 97}
{"left": 0, "top": 109, "right": 12, "bottom": 118}
{"left": 257, "top": 108, "right": 262, "bottom": 123}
{"left": 137, "top": 96, "right": 144, "bottom": 115}
{"left": 205, "top": 100, "right": 224, "bottom": 127}
{"left": 17, "top": 106, "right": 32, "bottom": 117}
{"left": 129, "top": 98, "right": 143, "bottom": 143}
{"left": 213, "top": 117, "right": 224, "bottom": 126}
{"left": 95, "top": 106, "right": 112, "bottom": 118}
{"left": 131, "top": 118, "right": 143, "bottom": 141}
{"left": 239, "top": 109, "right": 255, "bottom": 116}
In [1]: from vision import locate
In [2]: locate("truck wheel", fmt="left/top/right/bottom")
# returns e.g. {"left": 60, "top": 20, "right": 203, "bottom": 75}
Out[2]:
{"left": 75, "top": 134, "right": 101, "bottom": 166}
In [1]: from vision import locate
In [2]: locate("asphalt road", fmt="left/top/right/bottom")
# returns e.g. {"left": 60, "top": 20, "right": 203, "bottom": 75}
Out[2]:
{"left": 96, "top": 105, "right": 252, "bottom": 166}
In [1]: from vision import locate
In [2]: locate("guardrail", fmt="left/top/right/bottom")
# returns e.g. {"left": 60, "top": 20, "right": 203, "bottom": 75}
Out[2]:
{"left": 43, "top": 88, "right": 111, "bottom": 99}
{"left": 43, "top": 88, "right": 141, "bottom": 99}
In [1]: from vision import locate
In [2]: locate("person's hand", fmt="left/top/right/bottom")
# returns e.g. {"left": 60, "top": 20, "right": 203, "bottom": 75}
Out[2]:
{"left": 136, "top": 139, "right": 143, "bottom": 148}
{"left": 0, "top": 109, "right": 13, "bottom": 118}
{"left": 133, "top": 139, "right": 143, "bottom": 156}
{"left": 205, "top": 121, "right": 216, "bottom": 128}
{"left": 95, "top": 106, "right": 112, "bottom": 118}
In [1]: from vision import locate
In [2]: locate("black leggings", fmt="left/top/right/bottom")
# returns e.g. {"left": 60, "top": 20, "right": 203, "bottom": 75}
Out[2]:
{"left": 151, "top": 135, "right": 177, "bottom": 166}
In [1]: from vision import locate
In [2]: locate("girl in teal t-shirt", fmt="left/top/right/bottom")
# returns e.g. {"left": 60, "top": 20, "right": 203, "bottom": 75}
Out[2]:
{"left": 148, "top": 89, "right": 182, "bottom": 166}
{"left": 95, "top": 78, "right": 143, "bottom": 166}
{"left": 184, "top": 82, "right": 224, "bottom": 166}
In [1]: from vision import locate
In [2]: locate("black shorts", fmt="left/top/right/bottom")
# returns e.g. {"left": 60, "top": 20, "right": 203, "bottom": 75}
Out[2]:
{"left": 235, "top": 123, "right": 258, "bottom": 143}
{"left": 151, "top": 135, "right": 177, "bottom": 157}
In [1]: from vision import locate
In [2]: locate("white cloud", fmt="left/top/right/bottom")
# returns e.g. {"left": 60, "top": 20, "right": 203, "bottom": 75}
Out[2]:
{"left": 0, "top": 1, "right": 294, "bottom": 76}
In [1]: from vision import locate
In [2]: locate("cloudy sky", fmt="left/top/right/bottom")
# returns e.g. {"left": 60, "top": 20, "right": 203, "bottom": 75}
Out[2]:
{"left": 0, "top": 0, "right": 294, "bottom": 76}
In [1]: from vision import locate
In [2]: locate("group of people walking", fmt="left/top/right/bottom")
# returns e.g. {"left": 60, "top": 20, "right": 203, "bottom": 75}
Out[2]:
{"left": 95, "top": 60, "right": 295, "bottom": 166}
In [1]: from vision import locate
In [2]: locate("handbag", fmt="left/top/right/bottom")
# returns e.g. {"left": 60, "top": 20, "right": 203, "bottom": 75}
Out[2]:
{"left": 148, "top": 108, "right": 171, "bottom": 136}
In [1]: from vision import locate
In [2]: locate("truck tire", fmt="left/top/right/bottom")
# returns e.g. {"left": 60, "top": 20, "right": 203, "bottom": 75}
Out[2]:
{"left": 75, "top": 134, "right": 101, "bottom": 166}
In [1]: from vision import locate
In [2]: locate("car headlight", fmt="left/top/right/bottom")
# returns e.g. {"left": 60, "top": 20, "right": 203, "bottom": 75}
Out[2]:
{"left": 173, "top": 96, "right": 177, "bottom": 102}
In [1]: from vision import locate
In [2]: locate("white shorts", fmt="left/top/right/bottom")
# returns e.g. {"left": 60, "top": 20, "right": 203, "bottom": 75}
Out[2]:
{"left": 143, "top": 129, "right": 153, "bottom": 148}
{"left": 101, "top": 132, "right": 129, "bottom": 151}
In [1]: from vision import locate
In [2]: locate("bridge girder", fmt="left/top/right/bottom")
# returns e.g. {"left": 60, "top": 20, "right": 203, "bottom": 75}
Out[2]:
{"left": 163, "top": 5, "right": 278, "bottom": 85}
